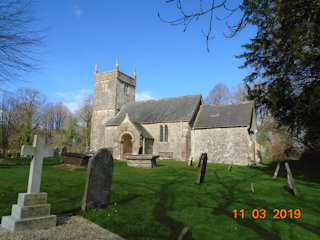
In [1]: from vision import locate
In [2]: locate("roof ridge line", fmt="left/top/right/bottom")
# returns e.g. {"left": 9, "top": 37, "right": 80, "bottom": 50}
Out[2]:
{"left": 201, "top": 100, "right": 253, "bottom": 108}
{"left": 134, "top": 93, "right": 202, "bottom": 103}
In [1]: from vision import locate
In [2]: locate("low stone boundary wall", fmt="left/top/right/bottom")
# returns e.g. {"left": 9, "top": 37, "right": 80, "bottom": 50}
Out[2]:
{"left": 126, "top": 155, "right": 159, "bottom": 168}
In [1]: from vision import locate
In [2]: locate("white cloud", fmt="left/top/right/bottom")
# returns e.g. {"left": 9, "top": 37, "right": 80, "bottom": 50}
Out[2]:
{"left": 55, "top": 89, "right": 93, "bottom": 113}
{"left": 74, "top": 6, "right": 82, "bottom": 17}
{"left": 135, "top": 91, "right": 154, "bottom": 101}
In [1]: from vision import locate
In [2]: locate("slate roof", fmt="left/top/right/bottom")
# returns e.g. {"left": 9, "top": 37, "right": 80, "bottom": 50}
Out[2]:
{"left": 107, "top": 94, "right": 202, "bottom": 125}
{"left": 194, "top": 101, "right": 254, "bottom": 129}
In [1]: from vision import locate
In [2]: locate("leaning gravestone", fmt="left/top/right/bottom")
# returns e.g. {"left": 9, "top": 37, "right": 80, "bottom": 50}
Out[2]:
{"left": 1, "top": 135, "right": 56, "bottom": 232}
{"left": 188, "top": 156, "right": 193, "bottom": 166}
{"left": 178, "top": 227, "right": 192, "bottom": 240}
{"left": 285, "top": 162, "right": 298, "bottom": 197}
{"left": 82, "top": 148, "right": 114, "bottom": 211}
{"left": 273, "top": 162, "right": 281, "bottom": 179}
{"left": 197, "top": 153, "right": 208, "bottom": 184}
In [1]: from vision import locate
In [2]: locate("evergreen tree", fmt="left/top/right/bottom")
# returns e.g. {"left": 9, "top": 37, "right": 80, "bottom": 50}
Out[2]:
{"left": 238, "top": 0, "right": 320, "bottom": 150}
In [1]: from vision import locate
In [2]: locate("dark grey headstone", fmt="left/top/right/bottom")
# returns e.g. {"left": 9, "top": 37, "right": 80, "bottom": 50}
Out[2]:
{"left": 81, "top": 148, "right": 114, "bottom": 211}
{"left": 196, "top": 155, "right": 201, "bottom": 168}
{"left": 197, "top": 153, "right": 207, "bottom": 184}
{"left": 61, "top": 146, "right": 67, "bottom": 154}
{"left": 54, "top": 147, "right": 59, "bottom": 157}
{"left": 178, "top": 227, "right": 192, "bottom": 240}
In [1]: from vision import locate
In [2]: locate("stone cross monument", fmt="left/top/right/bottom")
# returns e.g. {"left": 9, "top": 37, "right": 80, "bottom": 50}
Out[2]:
{"left": 1, "top": 135, "right": 56, "bottom": 232}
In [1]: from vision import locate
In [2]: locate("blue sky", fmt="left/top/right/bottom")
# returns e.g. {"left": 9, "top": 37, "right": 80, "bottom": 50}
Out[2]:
{"left": 11, "top": 0, "right": 256, "bottom": 112}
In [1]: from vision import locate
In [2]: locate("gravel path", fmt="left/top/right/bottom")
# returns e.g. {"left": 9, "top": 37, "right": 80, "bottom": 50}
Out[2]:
{"left": 0, "top": 214, "right": 125, "bottom": 240}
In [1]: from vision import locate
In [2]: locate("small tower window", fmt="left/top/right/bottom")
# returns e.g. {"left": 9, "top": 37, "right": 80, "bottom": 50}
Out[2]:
{"left": 160, "top": 125, "right": 163, "bottom": 142}
{"left": 164, "top": 125, "right": 168, "bottom": 142}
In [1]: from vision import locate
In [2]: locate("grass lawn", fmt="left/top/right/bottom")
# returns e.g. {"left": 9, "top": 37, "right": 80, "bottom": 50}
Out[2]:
{"left": 0, "top": 157, "right": 319, "bottom": 240}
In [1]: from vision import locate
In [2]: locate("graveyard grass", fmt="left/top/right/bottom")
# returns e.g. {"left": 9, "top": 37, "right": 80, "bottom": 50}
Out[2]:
{"left": 1, "top": 157, "right": 320, "bottom": 240}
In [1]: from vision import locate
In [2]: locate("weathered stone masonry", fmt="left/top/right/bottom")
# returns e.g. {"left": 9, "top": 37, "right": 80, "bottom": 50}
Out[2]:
{"left": 90, "top": 60, "right": 260, "bottom": 166}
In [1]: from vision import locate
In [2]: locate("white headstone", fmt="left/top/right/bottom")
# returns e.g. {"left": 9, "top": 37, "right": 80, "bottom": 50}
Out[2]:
{"left": 1, "top": 135, "right": 56, "bottom": 232}
{"left": 21, "top": 145, "right": 55, "bottom": 158}
{"left": 24, "top": 136, "right": 46, "bottom": 193}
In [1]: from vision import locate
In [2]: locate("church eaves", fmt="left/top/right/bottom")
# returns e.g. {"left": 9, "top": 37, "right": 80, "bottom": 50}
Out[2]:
{"left": 107, "top": 94, "right": 202, "bottom": 126}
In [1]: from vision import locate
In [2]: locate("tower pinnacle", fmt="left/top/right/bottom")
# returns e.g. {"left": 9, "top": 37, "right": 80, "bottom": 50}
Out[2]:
{"left": 116, "top": 57, "right": 119, "bottom": 71}
{"left": 94, "top": 62, "right": 98, "bottom": 74}
{"left": 134, "top": 67, "right": 136, "bottom": 80}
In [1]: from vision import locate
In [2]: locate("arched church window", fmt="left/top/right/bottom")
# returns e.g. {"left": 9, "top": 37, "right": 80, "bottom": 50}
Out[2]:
{"left": 160, "top": 125, "right": 163, "bottom": 142}
{"left": 164, "top": 125, "right": 168, "bottom": 142}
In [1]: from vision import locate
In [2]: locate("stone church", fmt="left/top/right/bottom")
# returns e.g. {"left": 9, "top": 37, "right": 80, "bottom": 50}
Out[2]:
{"left": 90, "top": 59, "right": 260, "bottom": 166}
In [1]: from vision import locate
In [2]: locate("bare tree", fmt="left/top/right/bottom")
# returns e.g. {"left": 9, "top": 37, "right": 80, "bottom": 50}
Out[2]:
{"left": 16, "top": 88, "right": 46, "bottom": 144}
{"left": 159, "top": 0, "right": 248, "bottom": 52}
{"left": 77, "top": 95, "right": 93, "bottom": 150}
{"left": 0, "top": 0, "right": 46, "bottom": 87}
{"left": 0, "top": 92, "right": 19, "bottom": 155}
{"left": 54, "top": 102, "right": 69, "bottom": 131}
{"left": 230, "top": 83, "right": 248, "bottom": 103}
{"left": 205, "top": 83, "right": 230, "bottom": 104}
{"left": 41, "top": 103, "right": 55, "bottom": 143}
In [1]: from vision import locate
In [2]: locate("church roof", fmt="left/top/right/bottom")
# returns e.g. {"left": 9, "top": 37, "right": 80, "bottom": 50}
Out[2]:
{"left": 107, "top": 94, "right": 202, "bottom": 125}
{"left": 194, "top": 101, "right": 254, "bottom": 129}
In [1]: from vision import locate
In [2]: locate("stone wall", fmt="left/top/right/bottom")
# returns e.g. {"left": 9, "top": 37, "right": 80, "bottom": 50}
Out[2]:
{"left": 112, "top": 116, "right": 141, "bottom": 159}
{"left": 105, "top": 126, "right": 117, "bottom": 149}
{"left": 90, "top": 68, "right": 135, "bottom": 152}
{"left": 192, "top": 127, "right": 256, "bottom": 166}
{"left": 90, "top": 109, "right": 117, "bottom": 152}
{"left": 145, "top": 139, "right": 154, "bottom": 154}
{"left": 142, "top": 121, "right": 190, "bottom": 161}
{"left": 116, "top": 80, "right": 135, "bottom": 110}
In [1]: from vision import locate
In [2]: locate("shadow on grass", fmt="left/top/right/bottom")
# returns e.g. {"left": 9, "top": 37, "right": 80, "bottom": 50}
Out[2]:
{"left": 213, "top": 171, "right": 282, "bottom": 240}
{"left": 253, "top": 158, "right": 320, "bottom": 184}
{"left": 152, "top": 177, "right": 185, "bottom": 240}
{"left": 209, "top": 170, "right": 320, "bottom": 239}
{"left": 115, "top": 194, "right": 142, "bottom": 205}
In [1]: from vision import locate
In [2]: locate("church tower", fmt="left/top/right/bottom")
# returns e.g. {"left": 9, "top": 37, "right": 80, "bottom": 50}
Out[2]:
{"left": 90, "top": 58, "right": 136, "bottom": 152}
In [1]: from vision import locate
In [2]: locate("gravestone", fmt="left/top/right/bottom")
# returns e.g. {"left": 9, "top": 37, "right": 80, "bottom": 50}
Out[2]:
{"left": 1, "top": 135, "right": 56, "bottom": 232}
{"left": 196, "top": 155, "right": 201, "bottom": 168}
{"left": 251, "top": 183, "right": 255, "bottom": 193}
{"left": 82, "top": 148, "right": 114, "bottom": 211}
{"left": 0, "top": 159, "right": 16, "bottom": 168}
{"left": 188, "top": 156, "right": 193, "bottom": 166}
{"left": 197, "top": 153, "right": 208, "bottom": 184}
{"left": 228, "top": 164, "right": 232, "bottom": 171}
{"left": 285, "top": 162, "right": 298, "bottom": 197}
{"left": 54, "top": 147, "right": 59, "bottom": 157}
{"left": 61, "top": 146, "right": 67, "bottom": 154}
{"left": 178, "top": 227, "right": 192, "bottom": 240}
{"left": 273, "top": 162, "right": 280, "bottom": 179}
{"left": 21, "top": 145, "right": 55, "bottom": 158}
